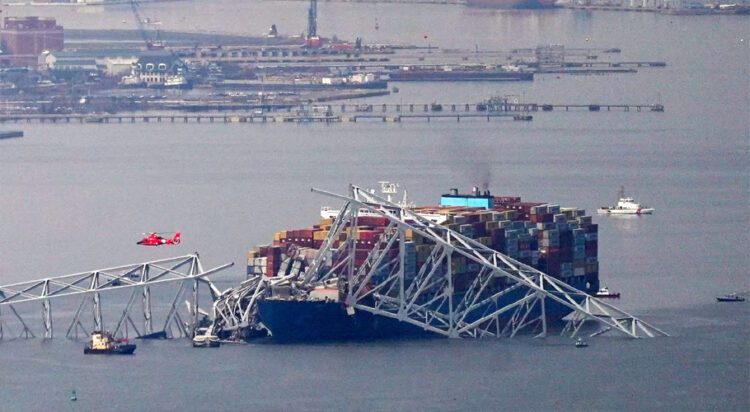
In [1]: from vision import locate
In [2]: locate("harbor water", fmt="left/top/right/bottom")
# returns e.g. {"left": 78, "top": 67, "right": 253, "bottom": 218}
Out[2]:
{"left": 0, "top": 4, "right": 748, "bottom": 411}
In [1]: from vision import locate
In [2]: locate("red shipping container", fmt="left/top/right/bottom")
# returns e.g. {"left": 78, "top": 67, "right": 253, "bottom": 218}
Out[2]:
{"left": 493, "top": 196, "right": 522, "bottom": 207}
{"left": 266, "top": 259, "right": 281, "bottom": 277}
{"left": 356, "top": 216, "right": 390, "bottom": 228}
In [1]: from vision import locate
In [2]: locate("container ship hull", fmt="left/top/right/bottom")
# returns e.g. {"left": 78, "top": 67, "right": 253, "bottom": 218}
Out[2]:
{"left": 258, "top": 299, "right": 436, "bottom": 343}
{"left": 246, "top": 187, "right": 600, "bottom": 343}
{"left": 83, "top": 345, "right": 136, "bottom": 355}
{"left": 258, "top": 276, "right": 588, "bottom": 343}
{"left": 466, "top": 0, "right": 557, "bottom": 8}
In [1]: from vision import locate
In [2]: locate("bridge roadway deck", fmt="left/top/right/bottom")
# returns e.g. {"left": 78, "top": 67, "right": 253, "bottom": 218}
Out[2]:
{"left": 0, "top": 102, "right": 663, "bottom": 125}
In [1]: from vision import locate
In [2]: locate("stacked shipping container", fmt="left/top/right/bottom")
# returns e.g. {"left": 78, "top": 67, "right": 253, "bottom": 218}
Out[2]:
{"left": 246, "top": 195, "right": 599, "bottom": 294}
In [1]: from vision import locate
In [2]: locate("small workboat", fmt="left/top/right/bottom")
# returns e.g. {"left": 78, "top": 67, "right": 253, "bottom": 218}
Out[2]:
{"left": 192, "top": 327, "right": 221, "bottom": 348}
{"left": 84, "top": 331, "right": 136, "bottom": 355}
{"left": 575, "top": 338, "right": 588, "bottom": 348}
{"left": 594, "top": 287, "right": 621, "bottom": 299}
{"left": 716, "top": 293, "right": 745, "bottom": 302}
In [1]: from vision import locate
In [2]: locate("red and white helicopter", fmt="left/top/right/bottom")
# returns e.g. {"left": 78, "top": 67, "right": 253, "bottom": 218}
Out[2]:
{"left": 137, "top": 231, "right": 181, "bottom": 246}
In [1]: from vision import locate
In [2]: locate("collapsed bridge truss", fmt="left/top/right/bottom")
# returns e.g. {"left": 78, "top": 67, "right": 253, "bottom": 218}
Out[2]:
{"left": 0, "top": 254, "right": 231, "bottom": 340}
{"left": 211, "top": 185, "right": 667, "bottom": 340}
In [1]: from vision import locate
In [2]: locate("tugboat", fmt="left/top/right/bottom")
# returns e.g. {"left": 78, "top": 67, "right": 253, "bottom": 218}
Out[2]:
{"left": 594, "top": 287, "right": 621, "bottom": 299}
{"left": 597, "top": 186, "right": 654, "bottom": 215}
{"left": 83, "top": 331, "right": 136, "bottom": 355}
{"left": 716, "top": 293, "right": 745, "bottom": 302}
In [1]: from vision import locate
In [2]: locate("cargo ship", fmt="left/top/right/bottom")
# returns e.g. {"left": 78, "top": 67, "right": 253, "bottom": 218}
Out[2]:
{"left": 388, "top": 66, "right": 533, "bottom": 82}
{"left": 245, "top": 185, "right": 600, "bottom": 342}
{"left": 465, "top": 0, "right": 557, "bottom": 8}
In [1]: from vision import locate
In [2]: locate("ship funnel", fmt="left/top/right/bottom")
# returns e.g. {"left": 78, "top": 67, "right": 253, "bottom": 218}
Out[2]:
{"left": 450, "top": 188, "right": 458, "bottom": 196}
{"left": 472, "top": 186, "right": 479, "bottom": 196}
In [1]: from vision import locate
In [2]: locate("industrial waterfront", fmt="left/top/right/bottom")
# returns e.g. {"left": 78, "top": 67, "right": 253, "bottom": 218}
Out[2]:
{"left": 0, "top": 2, "right": 748, "bottom": 412}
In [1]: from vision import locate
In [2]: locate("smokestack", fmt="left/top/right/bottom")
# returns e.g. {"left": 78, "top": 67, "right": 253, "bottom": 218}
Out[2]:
{"left": 472, "top": 186, "right": 479, "bottom": 197}
{"left": 450, "top": 188, "right": 458, "bottom": 196}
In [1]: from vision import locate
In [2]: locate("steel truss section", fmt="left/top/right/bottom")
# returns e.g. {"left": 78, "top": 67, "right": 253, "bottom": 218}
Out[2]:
{"left": 210, "top": 274, "right": 267, "bottom": 338}
{"left": 0, "top": 254, "right": 230, "bottom": 340}
{"left": 317, "top": 185, "right": 668, "bottom": 339}
{"left": 210, "top": 185, "right": 667, "bottom": 341}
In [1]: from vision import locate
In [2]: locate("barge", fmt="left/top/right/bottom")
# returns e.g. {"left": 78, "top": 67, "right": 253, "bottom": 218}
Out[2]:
{"left": 0, "top": 130, "right": 23, "bottom": 139}
{"left": 388, "top": 67, "right": 533, "bottom": 82}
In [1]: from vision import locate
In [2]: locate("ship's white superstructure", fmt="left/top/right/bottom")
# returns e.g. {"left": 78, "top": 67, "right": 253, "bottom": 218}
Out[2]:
{"left": 320, "top": 182, "right": 449, "bottom": 224}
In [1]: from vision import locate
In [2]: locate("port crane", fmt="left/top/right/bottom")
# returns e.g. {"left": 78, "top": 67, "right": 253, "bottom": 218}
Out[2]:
{"left": 130, "top": 0, "right": 165, "bottom": 50}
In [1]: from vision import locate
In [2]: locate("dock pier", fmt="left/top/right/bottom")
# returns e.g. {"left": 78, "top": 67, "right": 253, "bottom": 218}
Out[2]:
{"left": 0, "top": 101, "right": 663, "bottom": 125}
